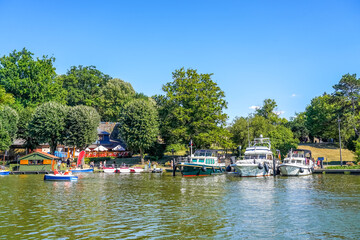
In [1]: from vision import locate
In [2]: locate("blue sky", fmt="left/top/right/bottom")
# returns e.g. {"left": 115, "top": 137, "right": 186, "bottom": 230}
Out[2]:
{"left": 1, "top": 0, "right": 360, "bottom": 122}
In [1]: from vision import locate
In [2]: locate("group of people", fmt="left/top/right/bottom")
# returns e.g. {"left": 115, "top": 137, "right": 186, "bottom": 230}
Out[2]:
{"left": 57, "top": 158, "right": 72, "bottom": 170}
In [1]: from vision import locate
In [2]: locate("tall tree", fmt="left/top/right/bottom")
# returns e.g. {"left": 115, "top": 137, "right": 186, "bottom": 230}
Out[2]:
{"left": 60, "top": 65, "right": 111, "bottom": 107}
{"left": 118, "top": 99, "right": 159, "bottom": 164}
{"left": 256, "top": 99, "right": 278, "bottom": 122}
{"left": 155, "top": 68, "right": 228, "bottom": 148}
{"left": 97, "top": 78, "right": 136, "bottom": 122}
{"left": 29, "top": 102, "right": 68, "bottom": 154}
{"left": 0, "top": 48, "right": 67, "bottom": 108}
{"left": 64, "top": 105, "right": 101, "bottom": 149}
{"left": 0, "top": 106, "right": 19, "bottom": 151}
{"left": 305, "top": 94, "right": 337, "bottom": 141}
{"left": 17, "top": 107, "right": 38, "bottom": 152}
{"left": 268, "top": 125, "right": 299, "bottom": 158}
{"left": 287, "top": 112, "right": 309, "bottom": 142}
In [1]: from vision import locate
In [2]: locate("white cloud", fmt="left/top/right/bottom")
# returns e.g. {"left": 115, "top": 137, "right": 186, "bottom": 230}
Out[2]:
{"left": 291, "top": 93, "right": 296, "bottom": 97}
{"left": 274, "top": 111, "right": 285, "bottom": 115}
{"left": 249, "top": 105, "right": 260, "bottom": 110}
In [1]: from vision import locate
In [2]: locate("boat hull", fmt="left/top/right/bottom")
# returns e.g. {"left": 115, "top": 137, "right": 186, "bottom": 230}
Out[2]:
{"left": 0, "top": 170, "right": 10, "bottom": 175}
{"left": 71, "top": 168, "right": 94, "bottom": 173}
{"left": 279, "top": 164, "right": 313, "bottom": 176}
{"left": 232, "top": 164, "right": 273, "bottom": 177}
{"left": 177, "top": 163, "right": 224, "bottom": 177}
{"left": 44, "top": 174, "right": 78, "bottom": 181}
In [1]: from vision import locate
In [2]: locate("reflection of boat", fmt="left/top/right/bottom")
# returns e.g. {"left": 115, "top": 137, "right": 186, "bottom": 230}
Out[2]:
{"left": 176, "top": 149, "right": 225, "bottom": 177}
{"left": 44, "top": 174, "right": 78, "bottom": 181}
{"left": 231, "top": 135, "right": 276, "bottom": 177}
{"left": 70, "top": 168, "right": 94, "bottom": 173}
{"left": 0, "top": 170, "right": 10, "bottom": 175}
{"left": 279, "top": 149, "right": 314, "bottom": 176}
{"left": 103, "top": 167, "right": 144, "bottom": 173}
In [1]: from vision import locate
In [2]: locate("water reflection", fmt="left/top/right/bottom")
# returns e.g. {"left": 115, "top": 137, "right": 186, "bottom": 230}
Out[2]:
{"left": 0, "top": 174, "right": 359, "bottom": 239}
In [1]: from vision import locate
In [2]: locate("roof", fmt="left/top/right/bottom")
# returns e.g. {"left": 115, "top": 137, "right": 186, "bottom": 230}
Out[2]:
{"left": 19, "top": 152, "right": 60, "bottom": 160}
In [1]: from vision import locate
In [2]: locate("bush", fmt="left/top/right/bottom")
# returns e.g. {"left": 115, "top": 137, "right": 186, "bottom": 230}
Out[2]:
{"left": 84, "top": 157, "right": 112, "bottom": 164}
{"left": 354, "top": 140, "right": 360, "bottom": 163}
{"left": 147, "top": 142, "right": 166, "bottom": 159}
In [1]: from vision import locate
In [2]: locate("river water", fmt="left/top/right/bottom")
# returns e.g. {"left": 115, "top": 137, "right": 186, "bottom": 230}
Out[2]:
{"left": 0, "top": 173, "right": 359, "bottom": 239}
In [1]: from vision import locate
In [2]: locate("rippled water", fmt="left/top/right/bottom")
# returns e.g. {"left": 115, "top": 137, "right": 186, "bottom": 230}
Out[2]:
{"left": 0, "top": 173, "right": 359, "bottom": 239}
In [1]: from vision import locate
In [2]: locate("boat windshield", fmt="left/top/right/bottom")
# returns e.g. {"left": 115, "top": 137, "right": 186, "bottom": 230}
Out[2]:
{"left": 245, "top": 154, "right": 267, "bottom": 159}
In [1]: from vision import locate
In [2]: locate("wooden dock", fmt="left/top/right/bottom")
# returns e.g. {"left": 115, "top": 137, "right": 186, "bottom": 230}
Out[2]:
{"left": 314, "top": 169, "right": 360, "bottom": 175}
{"left": 11, "top": 171, "right": 51, "bottom": 175}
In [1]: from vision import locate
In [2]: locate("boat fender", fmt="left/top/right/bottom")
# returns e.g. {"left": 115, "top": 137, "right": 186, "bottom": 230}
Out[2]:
{"left": 226, "top": 165, "right": 231, "bottom": 172}
{"left": 264, "top": 163, "right": 269, "bottom": 173}
{"left": 201, "top": 166, "right": 206, "bottom": 172}
{"left": 212, "top": 166, "right": 215, "bottom": 172}
{"left": 299, "top": 168, "right": 304, "bottom": 173}
{"left": 258, "top": 163, "right": 263, "bottom": 169}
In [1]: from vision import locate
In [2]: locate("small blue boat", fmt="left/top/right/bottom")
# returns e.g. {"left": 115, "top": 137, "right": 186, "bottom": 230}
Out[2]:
{"left": 0, "top": 170, "right": 10, "bottom": 175}
{"left": 44, "top": 174, "right": 78, "bottom": 181}
{"left": 70, "top": 168, "right": 94, "bottom": 173}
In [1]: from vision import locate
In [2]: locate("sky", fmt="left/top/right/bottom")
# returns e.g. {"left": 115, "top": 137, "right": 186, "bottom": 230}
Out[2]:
{"left": 1, "top": 0, "right": 360, "bottom": 122}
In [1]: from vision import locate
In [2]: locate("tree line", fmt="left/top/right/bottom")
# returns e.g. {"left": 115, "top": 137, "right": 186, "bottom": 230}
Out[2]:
{"left": 0, "top": 48, "right": 358, "bottom": 162}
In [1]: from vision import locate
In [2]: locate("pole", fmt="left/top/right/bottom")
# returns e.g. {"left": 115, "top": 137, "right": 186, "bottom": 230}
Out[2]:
{"left": 338, "top": 116, "right": 343, "bottom": 166}
{"left": 190, "top": 139, "right": 193, "bottom": 156}
{"left": 247, "top": 120, "right": 250, "bottom": 147}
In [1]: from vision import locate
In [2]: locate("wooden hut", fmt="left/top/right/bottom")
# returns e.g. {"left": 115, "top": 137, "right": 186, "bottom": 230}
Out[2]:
{"left": 18, "top": 152, "right": 59, "bottom": 172}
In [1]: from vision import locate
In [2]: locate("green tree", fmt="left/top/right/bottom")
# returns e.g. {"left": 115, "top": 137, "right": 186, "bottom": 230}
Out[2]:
{"left": 60, "top": 65, "right": 111, "bottom": 107}
{"left": 305, "top": 94, "right": 337, "bottom": 141}
{"left": 268, "top": 125, "right": 299, "bottom": 158}
{"left": 256, "top": 99, "right": 278, "bottom": 122}
{"left": 17, "top": 107, "right": 38, "bottom": 151}
{"left": 0, "top": 106, "right": 19, "bottom": 151}
{"left": 287, "top": 112, "right": 309, "bottom": 142}
{"left": 155, "top": 68, "right": 228, "bottom": 148}
{"left": 64, "top": 105, "right": 101, "bottom": 149}
{"left": 0, "top": 48, "right": 67, "bottom": 108}
{"left": 0, "top": 86, "right": 15, "bottom": 106}
{"left": 97, "top": 78, "right": 136, "bottom": 122}
{"left": 118, "top": 99, "right": 159, "bottom": 164}
{"left": 29, "top": 102, "right": 68, "bottom": 154}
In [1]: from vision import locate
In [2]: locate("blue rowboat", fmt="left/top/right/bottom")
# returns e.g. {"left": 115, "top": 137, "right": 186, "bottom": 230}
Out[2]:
{"left": 0, "top": 170, "right": 10, "bottom": 175}
{"left": 44, "top": 174, "right": 78, "bottom": 181}
{"left": 70, "top": 168, "right": 94, "bottom": 173}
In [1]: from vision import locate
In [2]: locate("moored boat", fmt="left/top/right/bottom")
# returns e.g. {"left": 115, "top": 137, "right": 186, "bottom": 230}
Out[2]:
{"left": 44, "top": 174, "right": 78, "bottom": 181}
{"left": 71, "top": 168, "right": 94, "bottom": 173}
{"left": 176, "top": 149, "right": 225, "bottom": 177}
{"left": 279, "top": 149, "right": 314, "bottom": 176}
{"left": 0, "top": 170, "right": 10, "bottom": 175}
{"left": 103, "top": 167, "right": 117, "bottom": 173}
{"left": 231, "top": 135, "right": 276, "bottom": 177}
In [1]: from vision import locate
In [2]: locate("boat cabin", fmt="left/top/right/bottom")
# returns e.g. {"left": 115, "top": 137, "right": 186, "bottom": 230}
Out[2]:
{"left": 191, "top": 150, "right": 218, "bottom": 165}
{"left": 283, "top": 149, "right": 312, "bottom": 165}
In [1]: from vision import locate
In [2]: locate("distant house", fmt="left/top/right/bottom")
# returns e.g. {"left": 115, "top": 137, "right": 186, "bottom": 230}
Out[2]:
{"left": 18, "top": 152, "right": 59, "bottom": 172}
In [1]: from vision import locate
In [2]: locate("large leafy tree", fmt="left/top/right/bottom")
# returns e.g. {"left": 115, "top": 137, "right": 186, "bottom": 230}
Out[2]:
{"left": 268, "top": 125, "right": 299, "bottom": 158}
{"left": 118, "top": 99, "right": 159, "bottom": 164}
{"left": 17, "top": 107, "right": 38, "bottom": 151}
{"left": 0, "top": 106, "right": 19, "bottom": 151}
{"left": 60, "top": 65, "right": 111, "bottom": 107}
{"left": 29, "top": 102, "right": 68, "bottom": 154}
{"left": 64, "top": 105, "right": 101, "bottom": 149}
{"left": 256, "top": 99, "right": 278, "bottom": 121}
{"left": 287, "top": 112, "right": 309, "bottom": 142}
{"left": 97, "top": 78, "right": 136, "bottom": 122}
{"left": 155, "top": 68, "right": 228, "bottom": 148}
{"left": 0, "top": 48, "right": 66, "bottom": 108}
{"left": 305, "top": 94, "right": 337, "bottom": 141}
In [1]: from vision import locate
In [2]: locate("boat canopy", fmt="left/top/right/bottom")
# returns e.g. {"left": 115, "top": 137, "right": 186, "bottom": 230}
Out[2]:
{"left": 193, "top": 149, "right": 217, "bottom": 157}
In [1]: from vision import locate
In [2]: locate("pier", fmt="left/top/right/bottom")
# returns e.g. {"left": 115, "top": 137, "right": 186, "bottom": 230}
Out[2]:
{"left": 314, "top": 169, "right": 360, "bottom": 175}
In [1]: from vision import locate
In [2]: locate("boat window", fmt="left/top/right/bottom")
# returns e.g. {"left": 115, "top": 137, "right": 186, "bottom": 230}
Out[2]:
{"left": 266, "top": 155, "right": 273, "bottom": 160}
{"left": 284, "top": 160, "right": 289, "bottom": 163}
{"left": 199, "top": 159, "right": 204, "bottom": 163}
{"left": 192, "top": 159, "right": 197, "bottom": 163}
{"left": 296, "top": 160, "right": 302, "bottom": 164}
{"left": 258, "top": 155, "right": 266, "bottom": 159}
{"left": 291, "top": 160, "right": 296, "bottom": 163}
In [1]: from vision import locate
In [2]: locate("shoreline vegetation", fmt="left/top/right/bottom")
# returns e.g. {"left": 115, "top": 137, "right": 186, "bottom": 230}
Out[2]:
{"left": 0, "top": 48, "right": 359, "bottom": 167}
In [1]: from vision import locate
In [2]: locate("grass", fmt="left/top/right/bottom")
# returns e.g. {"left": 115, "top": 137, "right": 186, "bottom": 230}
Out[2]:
{"left": 299, "top": 143, "right": 355, "bottom": 163}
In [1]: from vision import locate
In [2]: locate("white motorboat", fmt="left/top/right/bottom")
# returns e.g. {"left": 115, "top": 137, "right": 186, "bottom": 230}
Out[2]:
{"left": 279, "top": 149, "right": 314, "bottom": 176}
{"left": 231, "top": 135, "right": 276, "bottom": 177}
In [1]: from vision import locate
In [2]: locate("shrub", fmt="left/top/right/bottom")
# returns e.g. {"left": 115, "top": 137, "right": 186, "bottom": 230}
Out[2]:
{"left": 165, "top": 143, "right": 186, "bottom": 153}
{"left": 147, "top": 142, "right": 166, "bottom": 159}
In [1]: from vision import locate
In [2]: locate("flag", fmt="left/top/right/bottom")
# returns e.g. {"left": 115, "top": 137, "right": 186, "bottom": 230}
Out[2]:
{"left": 189, "top": 139, "right": 193, "bottom": 146}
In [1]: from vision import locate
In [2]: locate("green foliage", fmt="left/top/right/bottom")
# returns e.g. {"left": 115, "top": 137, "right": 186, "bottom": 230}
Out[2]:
{"left": 0, "top": 105, "right": 18, "bottom": 141}
{"left": 16, "top": 107, "right": 38, "bottom": 151}
{"left": 0, "top": 126, "right": 12, "bottom": 151}
{"left": 118, "top": 99, "right": 159, "bottom": 164}
{"left": 29, "top": 102, "right": 68, "bottom": 154}
{"left": 0, "top": 86, "right": 14, "bottom": 106}
{"left": 305, "top": 94, "right": 337, "bottom": 140}
{"left": 256, "top": 99, "right": 278, "bottom": 122}
{"left": 165, "top": 143, "right": 187, "bottom": 153}
{"left": 146, "top": 142, "right": 166, "bottom": 159}
{"left": 354, "top": 140, "right": 360, "bottom": 163}
{"left": 84, "top": 157, "right": 113, "bottom": 164}
{"left": 97, "top": 78, "right": 136, "bottom": 122}
{"left": 287, "top": 112, "right": 309, "bottom": 142}
{"left": 155, "top": 67, "right": 228, "bottom": 148}
{"left": 0, "top": 48, "right": 67, "bottom": 108}
{"left": 64, "top": 105, "right": 101, "bottom": 149}
{"left": 268, "top": 125, "right": 299, "bottom": 158}
{"left": 60, "top": 65, "right": 111, "bottom": 107}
